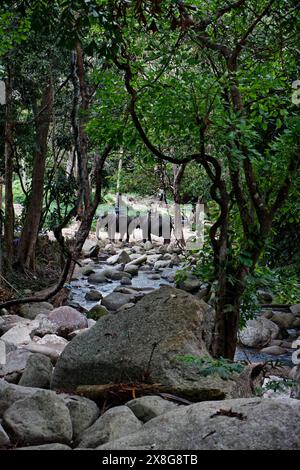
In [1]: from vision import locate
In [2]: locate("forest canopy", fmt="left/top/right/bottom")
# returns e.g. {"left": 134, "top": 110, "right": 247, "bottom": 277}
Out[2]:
{"left": 0, "top": 0, "right": 299, "bottom": 359}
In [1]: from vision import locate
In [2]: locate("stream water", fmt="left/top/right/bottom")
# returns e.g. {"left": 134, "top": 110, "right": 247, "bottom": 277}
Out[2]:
{"left": 70, "top": 260, "right": 296, "bottom": 368}
{"left": 70, "top": 262, "right": 176, "bottom": 310}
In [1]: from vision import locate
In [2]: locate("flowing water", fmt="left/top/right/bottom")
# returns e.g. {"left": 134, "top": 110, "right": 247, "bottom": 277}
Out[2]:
{"left": 70, "top": 260, "right": 297, "bottom": 369}
{"left": 70, "top": 262, "right": 177, "bottom": 310}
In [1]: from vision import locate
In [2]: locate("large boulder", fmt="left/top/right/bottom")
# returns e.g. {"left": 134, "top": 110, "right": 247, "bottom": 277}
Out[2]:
{"left": 239, "top": 317, "right": 279, "bottom": 348}
{"left": 47, "top": 306, "right": 88, "bottom": 337}
{"left": 77, "top": 406, "right": 142, "bottom": 449}
{"left": 3, "top": 390, "right": 72, "bottom": 446}
{"left": 51, "top": 287, "right": 255, "bottom": 400}
{"left": 98, "top": 397, "right": 300, "bottom": 450}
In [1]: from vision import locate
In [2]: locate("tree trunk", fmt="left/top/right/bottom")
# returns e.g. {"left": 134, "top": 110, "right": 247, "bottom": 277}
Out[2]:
{"left": 212, "top": 271, "right": 247, "bottom": 360}
{"left": 16, "top": 79, "right": 53, "bottom": 270}
{"left": 173, "top": 163, "right": 185, "bottom": 242}
{"left": 4, "top": 66, "right": 15, "bottom": 272}
{"left": 67, "top": 43, "right": 113, "bottom": 279}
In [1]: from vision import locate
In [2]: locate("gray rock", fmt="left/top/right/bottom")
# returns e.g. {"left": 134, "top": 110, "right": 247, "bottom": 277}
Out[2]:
{"left": 260, "top": 345, "right": 287, "bottom": 355}
{"left": 81, "top": 267, "right": 95, "bottom": 277}
{"left": 33, "top": 317, "right": 58, "bottom": 337}
{"left": 116, "top": 302, "right": 135, "bottom": 312}
{"left": 290, "top": 304, "right": 300, "bottom": 316}
{"left": 161, "top": 269, "right": 176, "bottom": 282}
{"left": 67, "top": 329, "right": 88, "bottom": 340}
{"left": 292, "top": 317, "right": 300, "bottom": 328}
{"left": 87, "top": 304, "right": 109, "bottom": 320}
{"left": 127, "top": 255, "right": 147, "bottom": 266}
{"left": 37, "top": 334, "right": 68, "bottom": 348}
{"left": 107, "top": 250, "right": 131, "bottom": 265}
{"left": 107, "top": 270, "right": 131, "bottom": 281}
{"left": 0, "top": 423, "right": 10, "bottom": 448}
{"left": 1, "top": 320, "right": 39, "bottom": 347}
{"left": 0, "top": 380, "right": 41, "bottom": 417}
{"left": 101, "top": 292, "right": 135, "bottom": 311}
{"left": 194, "top": 287, "right": 209, "bottom": 302}
{"left": 199, "top": 300, "right": 216, "bottom": 353}
{"left": 0, "top": 315, "right": 28, "bottom": 335}
{"left": 47, "top": 306, "right": 88, "bottom": 337}
{"left": 269, "top": 312, "right": 295, "bottom": 330}
{"left": 154, "top": 260, "right": 171, "bottom": 270}
{"left": 147, "top": 254, "right": 163, "bottom": 265}
{"left": 177, "top": 274, "right": 201, "bottom": 293}
{"left": 77, "top": 406, "right": 142, "bottom": 449}
{"left": 23, "top": 338, "right": 67, "bottom": 363}
{"left": 17, "top": 443, "right": 71, "bottom": 450}
{"left": 3, "top": 390, "right": 72, "bottom": 446}
{"left": 19, "top": 353, "right": 53, "bottom": 388}
{"left": 257, "top": 290, "right": 274, "bottom": 303}
{"left": 20, "top": 302, "right": 53, "bottom": 320}
{"left": 170, "top": 254, "right": 180, "bottom": 266}
{"left": 85, "top": 290, "right": 102, "bottom": 301}
{"left": 124, "top": 264, "right": 139, "bottom": 276}
{"left": 51, "top": 287, "right": 250, "bottom": 400}
{"left": 63, "top": 395, "right": 100, "bottom": 442}
{"left": 144, "top": 241, "right": 153, "bottom": 251}
{"left": 293, "top": 365, "right": 300, "bottom": 399}
{"left": 88, "top": 271, "right": 108, "bottom": 284}
{"left": 127, "top": 395, "right": 181, "bottom": 422}
{"left": 98, "top": 397, "right": 300, "bottom": 450}
{"left": 0, "top": 349, "right": 33, "bottom": 383}
{"left": 239, "top": 317, "right": 279, "bottom": 348}
{"left": 148, "top": 274, "right": 161, "bottom": 280}
{"left": 87, "top": 319, "right": 96, "bottom": 328}
{"left": 120, "top": 277, "right": 132, "bottom": 286}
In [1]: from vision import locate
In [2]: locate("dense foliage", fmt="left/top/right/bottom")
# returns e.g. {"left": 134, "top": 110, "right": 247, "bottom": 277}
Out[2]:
{"left": 0, "top": 0, "right": 299, "bottom": 358}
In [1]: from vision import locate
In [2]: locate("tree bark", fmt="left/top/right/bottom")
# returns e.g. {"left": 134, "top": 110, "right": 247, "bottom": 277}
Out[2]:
{"left": 173, "top": 163, "right": 185, "bottom": 242}
{"left": 3, "top": 66, "right": 15, "bottom": 272}
{"left": 16, "top": 78, "right": 53, "bottom": 270}
{"left": 68, "top": 43, "right": 113, "bottom": 278}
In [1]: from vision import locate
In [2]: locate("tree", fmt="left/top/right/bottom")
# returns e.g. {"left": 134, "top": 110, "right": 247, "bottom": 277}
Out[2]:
{"left": 3, "top": 63, "right": 14, "bottom": 271}
{"left": 110, "top": 0, "right": 300, "bottom": 358}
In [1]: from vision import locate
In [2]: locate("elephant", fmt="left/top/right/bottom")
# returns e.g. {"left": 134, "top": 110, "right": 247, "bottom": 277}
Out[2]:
{"left": 96, "top": 212, "right": 140, "bottom": 242}
{"left": 96, "top": 210, "right": 173, "bottom": 244}
{"left": 138, "top": 212, "right": 173, "bottom": 244}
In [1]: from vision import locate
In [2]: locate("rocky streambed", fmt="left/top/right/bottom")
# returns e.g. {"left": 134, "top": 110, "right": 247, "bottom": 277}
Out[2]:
{"left": 0, "top": 240, "right": 300, "bottom": 450}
